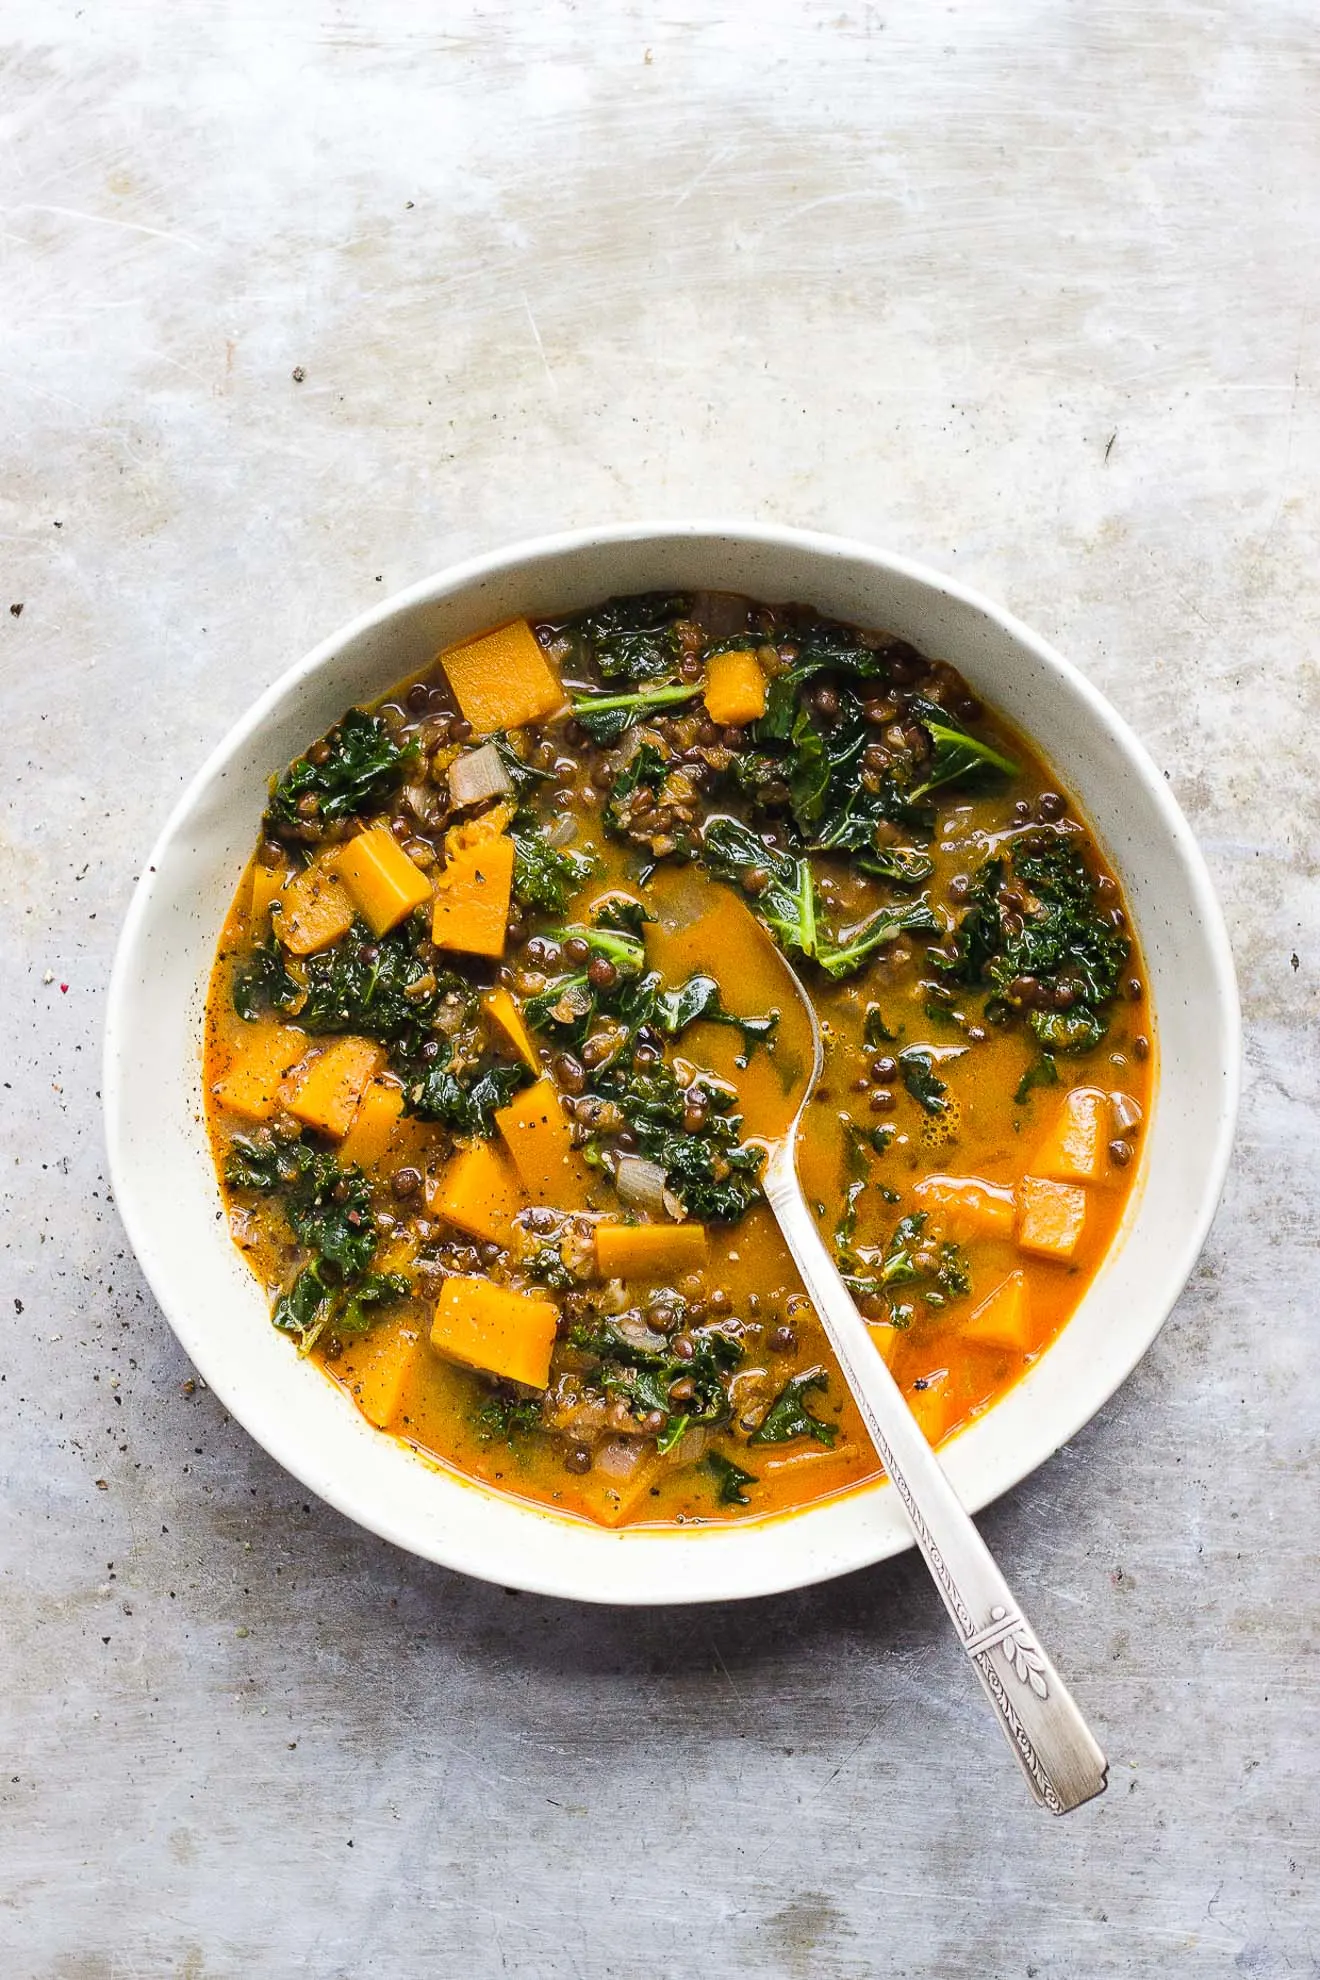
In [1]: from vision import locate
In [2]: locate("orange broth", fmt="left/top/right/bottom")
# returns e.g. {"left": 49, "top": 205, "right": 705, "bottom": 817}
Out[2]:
{"left": 203, "top": 594, "right": 1152, "bottom": 1529}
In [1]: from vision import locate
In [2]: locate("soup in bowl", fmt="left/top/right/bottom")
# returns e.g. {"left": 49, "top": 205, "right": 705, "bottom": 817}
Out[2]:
{"left": 204, "top": 591, "right": 1152, "bottom": 1530}
{"left": 105, "top": 526, "right": 1237, "bottom": 1601}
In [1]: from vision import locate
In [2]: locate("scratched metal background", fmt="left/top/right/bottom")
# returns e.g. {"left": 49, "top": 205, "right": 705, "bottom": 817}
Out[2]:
{"left": 3, "top": 3, "right": 1317, "bottom": 1974}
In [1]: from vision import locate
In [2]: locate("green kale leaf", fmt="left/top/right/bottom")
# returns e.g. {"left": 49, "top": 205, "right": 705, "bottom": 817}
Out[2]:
{"left": 997, "top": 840, "right": 1128, "bottom": 1050}
{"left": 875, "top": 1211, "right": 928, "bottom": 1287}
{"left": 569, "top": 682, "right": 702, "bottom": 743}
{"left": 703, "top": 1450, "right": 759, "bottom": 1505}
{"left": 598, "top": 1063, "right": 764, "bottom": 1221}
{"left": 700, "top": 815, "right": 822, "bottom": 962}
{"left": 654, "top": 973, "right": 779, "bottom": 1065}
{"left": 474, "top": 1389, "right": 546, "bottom": 1443}
{"left": 494, "top": 736, "right": 557, "bottom": 806}
{"left": 749, "top": 1368, "right": 839, "bottom": 1447}
{"left": 856, "top": 845, "right": 935, "bottom": 886}
{"left": 339, "top": 1272, "right": 412, "bottom": 1335}
{"left": 406, "top": 1054, "right": 528, "bottom": 1135}
{"left": 272, "top": 1262, "right": 337, "bottom": 1349}
{"left": 561, "top": 592, "right": 691, "bottom": 684}
{"left": 898, "top": 1045, "right": 952, "bottom": 1114}
{"left": 569, "top": 1318, "right": 743, "bottom": 1438}
{"left": 265, "top": 710, "right": 419, "bottom": 832}
{"left": 225, "top": 1134, "right": 374, "bottom": 1275}
{"left": 510, "top": 832, "right": 596, "bottom": 913}
{"left": 232, "top": 934, "right": 302, "bottom": 1022}
{"left": 554, "top": 921, "right": 647, "bottom": 973}
{"left": 521, "top": 1235, "right": 577, "bottom": 1290}
{"left": 296, "top": 918, "right": 457, "bottom": 1059}
{"left": 934, "top": 837, "right": 1127, "bottom": 1057}
{"left": 815, "top": 900, "right": 940, "bottom": 981}
{"left": 283, "top": 1155, "right": 377, "bottom": 1279}
{"left": 904, "top": 696, "right": 1018, "bottom": 800}
{"left": 753, "top": 623, "right": 895, "bottom": 737}
{"left": 928, "top": 858, "right": 1005, "bottom": 987}
{"left": 872, "top": 1212, "right": 971, "bottom": 1308}
{"left": 863, "top": 1004, "right": 899, "bottom": 1047}
{"left": 223, "top": 1131, "right": 305, "bottom": 1193}
{"left": 603, "top": 741, "right": 669, "bottom": 837}
{"left": 590, "top": 894, "right": 656, "bottom": 938}
{"left": 229, "top": 1134, "right": 406, "bottom": 1353}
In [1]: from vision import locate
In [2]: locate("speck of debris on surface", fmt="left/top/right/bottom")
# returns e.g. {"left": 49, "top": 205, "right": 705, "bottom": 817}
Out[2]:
{"left": 291, "top": 366, "right": 306, "bottom": 383}
{"left": 1291, "top": 953, "right": 1300, "bottom": 970}
{"left": 9, "top": 603, "right": 22, "bottom": 617}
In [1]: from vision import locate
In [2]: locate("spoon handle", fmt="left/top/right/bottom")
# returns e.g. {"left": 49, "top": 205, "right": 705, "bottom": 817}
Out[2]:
{"left": 763, "top": 1146, "right": 1108, "bottom": 1814}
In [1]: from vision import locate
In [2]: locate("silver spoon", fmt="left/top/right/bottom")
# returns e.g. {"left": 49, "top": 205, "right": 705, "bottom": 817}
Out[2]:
{"left": 652, "top": 875, "right": 1108, "bottom": 1814}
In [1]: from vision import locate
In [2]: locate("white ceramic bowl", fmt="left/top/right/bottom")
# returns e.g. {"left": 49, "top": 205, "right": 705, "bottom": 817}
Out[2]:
{"left": 104, "top": 523, "right": 1239, "bottom": 1605}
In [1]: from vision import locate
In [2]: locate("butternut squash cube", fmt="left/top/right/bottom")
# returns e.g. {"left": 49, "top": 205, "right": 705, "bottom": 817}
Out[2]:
{"left": 429, "top": 1140, "right": 528, "bottom": 1246}
{"left": 338, "top": 1078, "right": 406, "bottom": 1169}
{"left": 211, "top": 1024, "right": 308, "bottom": 1122}
{"left": 345, "top": 1321, "right": 425, "bottom": 1430}
{"left": 276, "top": 859, "right": 356, "bottom": 956}
{"left": 431, "top": 833, "right": 515, "bottom": 959}
{"left": 430, "top": 1276, "right": 558, "bottom": 1389}
{"left": 445, "top": 804, "right": 513, "bottom": 854}
{"left": 250, "top": 859, "right": 291, "bottom": 927}
{"left": 438, "top": 619, "right": 566, "bottom": 736}
{"left": 908, "top": 1372, "right": 957, "bottom": 1446}
{"left": 592, "top": 1448, "right": 668, "bottom": 1528}
{"left": 961, "top": 1271, "right": 1030, "bottom": 1351}
{"left": 595, "top": 1222, "right": 708, "bottom": 1280}
{"left": 704, "top": 648, "right": 767, "bottom": 727}
{"left": 912, "top": 1174, "right": 1017, "bottom": 1242}
{"left": 285, "top": 1036, "right": 387, "bottom": 1139}
{"left": 482, "top": 986, "right": 541, "bottom": 1073}
{"left": 495, "top": 1076, "right": 588, "bottom": 1207}
{"left": 1016, "top": 1176, "right": 1088, "bottom": 1262}
{"left": 1032, "top": 1087, "right": 1109, "bottom": 1184}
{"left": 332, "top": 825, "right": 431, "bottom": 936}
{"left": 868, "top": 1321, "right": 903, "bottom": 1367}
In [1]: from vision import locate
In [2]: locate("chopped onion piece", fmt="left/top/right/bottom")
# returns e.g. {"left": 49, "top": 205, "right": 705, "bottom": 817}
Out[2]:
{"left": 671, "top": 1425, "right": 712, "bottom": 1465}
{"left": 615, "top": 1154, "right": 670, "bottom": 1214}
{"left": 1110, "top": 1091, "right": 1143, "bottom": 1135}
{"left": 550, "top": 982, "right": 593, "bottom": 1024}
{"left": 595, "top": 1437, "right": 648, "bottom": 1478}
{"left": 545, "top": 814, "right": 578, "bottom": 847}
{"left": 612, "top": 1315, "right": 670, "bottom": 1355}
{"left": 448, "top": 742, "right": 513, "bottom": 809}
{"left": 402, "top": 781, "right": 437, "bottom": 825}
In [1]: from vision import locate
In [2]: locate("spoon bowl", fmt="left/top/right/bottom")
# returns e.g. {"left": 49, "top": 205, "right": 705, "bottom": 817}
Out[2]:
{"left": 644, "top": 865, "right": 818, "bottom": 1141}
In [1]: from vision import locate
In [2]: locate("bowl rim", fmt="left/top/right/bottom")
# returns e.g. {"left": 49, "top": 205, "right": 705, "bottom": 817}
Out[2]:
{"left": 103, "top": 519, "right": 1241, "bottom": 1604}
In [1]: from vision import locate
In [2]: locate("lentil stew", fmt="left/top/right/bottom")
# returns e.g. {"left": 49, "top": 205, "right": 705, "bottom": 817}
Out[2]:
{"left": 203, "top": 591, "right": 1152, "bottom": 1528}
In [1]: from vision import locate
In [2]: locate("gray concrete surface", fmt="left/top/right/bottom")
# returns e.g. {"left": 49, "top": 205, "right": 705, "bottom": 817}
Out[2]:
{"left": 3, "top": 3, "right": 1317, "bottom": 1975}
